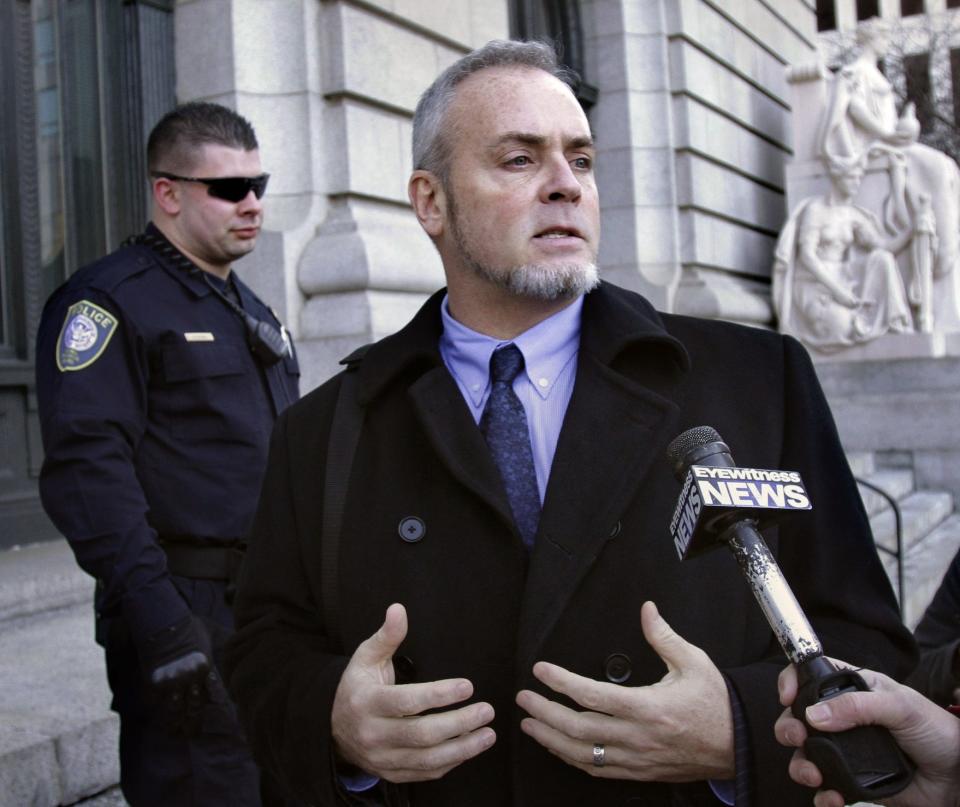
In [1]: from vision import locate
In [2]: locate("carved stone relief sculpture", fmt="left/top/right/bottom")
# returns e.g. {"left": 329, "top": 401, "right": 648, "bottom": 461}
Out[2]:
{"left": 777, "top": 18, "right": 960, "bottom": 352}
{"left": 774, "top": 153, "right": 913, "bottom": 350}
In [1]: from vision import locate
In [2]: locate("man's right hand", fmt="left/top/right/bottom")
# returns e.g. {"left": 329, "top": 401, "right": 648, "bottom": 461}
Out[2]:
{"left": 139, "top": 615, "right": 217, "bottom": 736}
{"left": 331, "top": 603, "right": 496, "bottom": 783}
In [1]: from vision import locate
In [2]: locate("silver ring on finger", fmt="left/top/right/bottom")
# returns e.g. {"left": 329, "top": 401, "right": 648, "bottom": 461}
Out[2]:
{"left": 592, "top": 743, "right": 605, "bottom": 768}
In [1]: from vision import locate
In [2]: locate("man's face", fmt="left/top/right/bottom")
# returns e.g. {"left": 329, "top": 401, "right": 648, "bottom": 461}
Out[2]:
{"left": 439, "top": 66, "right": 600, "bottom": 300}
{"left": 168, "top": 143, "right": 264, "bottom": 272}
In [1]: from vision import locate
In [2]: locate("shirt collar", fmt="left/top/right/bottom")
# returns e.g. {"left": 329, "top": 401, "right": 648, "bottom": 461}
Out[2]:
{"left": 440, "top": 294, "right": 583, "bottom": 407}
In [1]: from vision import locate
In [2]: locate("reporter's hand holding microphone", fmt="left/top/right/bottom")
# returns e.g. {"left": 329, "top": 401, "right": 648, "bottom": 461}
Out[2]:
{"left": 776, "top": 661, "right": 960, "bottom": 807}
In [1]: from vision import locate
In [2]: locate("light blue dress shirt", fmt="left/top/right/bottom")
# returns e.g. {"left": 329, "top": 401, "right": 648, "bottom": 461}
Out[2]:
{"left": 439, "top": 293, "right": 582, "bottom": 503}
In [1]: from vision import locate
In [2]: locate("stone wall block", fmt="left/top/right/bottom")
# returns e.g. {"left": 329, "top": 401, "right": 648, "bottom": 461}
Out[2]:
{"left": 322, "top": 99, "right": 410, "bottom": 203}
{"left": 0, "top": 728, "right": 60, "bottom": 807}
{"left": 328, "top": 5, "right": 459, "bottom": 111}
{"left": 602, "top": 263, "right": 678, "bottom": 308}
{"left": 301, "top": 289, "right": 429, "bottom": 340}
{"left": 675, "top": 0, "right": 815, "bottom": 65}
{"left": 594, "top": 33, "right": 667, "bottom": 92}
{"left": 343, "top": 103, "right": 409, "bottom": 203}
{"left": 591, "top": 90, "right": 647, "bottom": 150}
{"left": 676, "top": 152, "right": 786, "bottom": 232}
{"left": 679, "top": 209, "right": 779, "bottom": 279}
{"left": 243, "top": 93, "right": 313, "bottom": 199}
{"left": 394, "top": 0, "right": 471, "bottom": 44}
{"left": 600, "top": 205, "right": 679, "bottom": 266}
{"left": 597, "top": 147, "right": 674, "bottom": 207}
{"left": 671, "top": 41, "right": 791, "bottom": 143}
{"left": 467, "top": 0, "right": 510, "bottom": 46}
{"left": 234, "top": 230, "right": 290, "bottom": 323}
{"left": 675, "top": 265, "right": 774, "bottom": 323}
{"left": 675, "top": 96, "right": 789, "bottom": 186}
{"left": 296, "top": 290, "right": 431, "bottom": 392}
{"left": 175, "top": 0, "right": 235, "bottom": 100}
{"left": 299, "top": 199, "right": 442, "bottom": 296}
{"left": 57, "top": 715, "right": 120, "bottom": 804}
{"left": 233, "top": 0, "right": 307, "bottom": 93}
{"left": 674, "top": 0, "right": 791, "bottom": 101}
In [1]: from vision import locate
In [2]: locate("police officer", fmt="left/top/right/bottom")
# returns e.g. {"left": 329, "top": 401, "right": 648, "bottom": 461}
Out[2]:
{"left": 35, "top": 102, "right": 299, "bottom": 806}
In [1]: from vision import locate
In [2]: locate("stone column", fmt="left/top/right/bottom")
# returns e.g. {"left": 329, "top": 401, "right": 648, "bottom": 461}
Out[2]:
{"left": 581, "top": 0, "right": 682, "bottom": 311}
{"left": 176, "top": 0, "right": 508, "bottom": 392}
{"left": 295, "top": 0, "right": 508, "bottom": 390}
{"left": 175, "top": 0, "right": 325, "bottom": 384}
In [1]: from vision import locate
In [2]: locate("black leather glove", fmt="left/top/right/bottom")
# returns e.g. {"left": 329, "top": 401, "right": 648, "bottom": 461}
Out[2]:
{"left": 139, "top": 615, "right": 215, "bottom": 736}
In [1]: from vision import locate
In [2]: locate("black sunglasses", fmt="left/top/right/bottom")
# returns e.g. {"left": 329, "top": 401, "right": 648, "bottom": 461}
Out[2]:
{"left": 153, "top": 171, "right": 270, "bottom": 202}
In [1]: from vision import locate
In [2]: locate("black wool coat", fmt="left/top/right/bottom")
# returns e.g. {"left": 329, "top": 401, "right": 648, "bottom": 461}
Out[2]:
{"left": 225, "top": 282, "right": 915, "bottom": 807}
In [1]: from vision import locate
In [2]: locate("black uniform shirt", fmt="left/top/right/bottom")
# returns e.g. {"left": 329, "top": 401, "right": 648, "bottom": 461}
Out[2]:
{"left": 36, "top": 225, "right": 300, "bottom": 640}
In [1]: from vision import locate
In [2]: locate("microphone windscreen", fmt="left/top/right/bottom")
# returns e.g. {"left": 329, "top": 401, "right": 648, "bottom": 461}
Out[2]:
{"left": 666, "top": 426, "right": 724, "bottom": 476}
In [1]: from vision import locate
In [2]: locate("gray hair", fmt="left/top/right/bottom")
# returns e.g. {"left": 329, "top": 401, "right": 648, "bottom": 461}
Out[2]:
{"left": 412, "top": 39, "right": 576, "bottom": 185}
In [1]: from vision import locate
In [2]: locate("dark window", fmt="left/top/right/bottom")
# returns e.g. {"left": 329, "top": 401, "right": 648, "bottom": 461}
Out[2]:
{"left": 901, "top": 0, "right": 925, "bottom": 15}
{"left": 510, "top": 0, "right": 598, "bottom": 108}
{"left": 0, "top": 0, "right": 174, "bottom": 348}
{"left": 816, "top": 0, "right": 837, "bottom": 32}
{"left": 0, "top": 0, "right": 174, "bottom": 546}
{"left": 905, "top": 52, "right": 933, "bottom": 133}
{"left": 856, "top": 0, "right": 881, "bottom": 20}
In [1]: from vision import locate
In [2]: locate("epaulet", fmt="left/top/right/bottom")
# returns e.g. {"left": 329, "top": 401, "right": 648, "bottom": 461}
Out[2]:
{"left": 77, "top": 242, "right": 158, "bottom": 295}
{"left": 339, "top": 342, "right": 373, "bottom": 370}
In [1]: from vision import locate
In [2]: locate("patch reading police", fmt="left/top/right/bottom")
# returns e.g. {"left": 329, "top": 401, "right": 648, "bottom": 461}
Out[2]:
{"left": 55, "top": 300, "right": 119, "bottom": 372}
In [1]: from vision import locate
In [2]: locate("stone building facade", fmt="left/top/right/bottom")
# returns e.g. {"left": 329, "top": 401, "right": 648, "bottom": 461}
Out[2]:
{"left": 1, "top": 0, "right": 819, "bottom": 545}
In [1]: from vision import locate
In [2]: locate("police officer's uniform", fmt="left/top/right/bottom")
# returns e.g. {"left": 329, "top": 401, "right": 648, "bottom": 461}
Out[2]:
{"left": 35, "top": 224, "right": 299, "bottom": 806}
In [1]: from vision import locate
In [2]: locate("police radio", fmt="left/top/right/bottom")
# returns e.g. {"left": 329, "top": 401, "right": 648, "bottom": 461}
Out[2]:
{"left": 666, "top": 426, "right": 914, "bottom": 803}
{"left": 238, "top": 306, "right": 289, "bottom": 366}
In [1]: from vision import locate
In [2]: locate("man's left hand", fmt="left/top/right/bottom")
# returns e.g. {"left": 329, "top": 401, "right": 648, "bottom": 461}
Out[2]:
{"left": 516, "top": 601, "right": 734, "bottom": 781}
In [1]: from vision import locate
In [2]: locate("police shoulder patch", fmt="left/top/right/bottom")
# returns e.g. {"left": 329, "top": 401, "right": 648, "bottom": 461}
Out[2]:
{"left": 55, "top": 299, "right": 120, "bottom": 372}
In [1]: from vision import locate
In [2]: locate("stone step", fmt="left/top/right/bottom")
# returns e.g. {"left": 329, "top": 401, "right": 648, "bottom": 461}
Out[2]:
{"left": 856, "top": 468, "right": 915, "bottom": 517}
{"left": 846, "top": 451, "right": 876, "bottom": 478}
{"left": 883, "top": 513, "right": 960, "bottom": 630}
{"left": 870, "top": 490, "right": 954, "bottom": 555}
{"left": 0, "top": 604, "right": 118, "bottom": 807}
{"left": 73, "top": 787, "right": 126, "bottom": 805}
{"left": 0, "top": 539, "right": 91, "bottom": 624}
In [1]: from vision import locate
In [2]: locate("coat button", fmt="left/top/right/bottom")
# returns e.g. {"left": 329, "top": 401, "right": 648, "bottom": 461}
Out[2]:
{"left": 608, "top": 521, "right": 622, "bottom": 539}
{"left": 603, "top": 652, "right": 632, "bottom": 684}
{"left": 398, "top": 516, "right": 426, "bottom": 542}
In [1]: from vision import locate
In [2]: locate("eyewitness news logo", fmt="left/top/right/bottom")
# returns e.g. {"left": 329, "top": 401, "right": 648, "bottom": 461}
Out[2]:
{"left": 670, "top": 465, "right": 811, "bottom": 559}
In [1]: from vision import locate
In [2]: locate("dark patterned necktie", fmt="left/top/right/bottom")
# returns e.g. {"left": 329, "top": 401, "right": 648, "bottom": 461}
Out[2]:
{"left": 480, "top": 344, "right": 541, "bottom": 548}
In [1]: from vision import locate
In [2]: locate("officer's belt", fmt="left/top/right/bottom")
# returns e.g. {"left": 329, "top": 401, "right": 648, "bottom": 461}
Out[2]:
{"left": 159, "top": 539, "right": 244, "bottom": 582}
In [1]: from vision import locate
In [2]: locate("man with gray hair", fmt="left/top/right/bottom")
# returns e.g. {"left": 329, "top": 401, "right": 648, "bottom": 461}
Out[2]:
{"left": 225, "top": 40, "right": 913, "bottom": 806}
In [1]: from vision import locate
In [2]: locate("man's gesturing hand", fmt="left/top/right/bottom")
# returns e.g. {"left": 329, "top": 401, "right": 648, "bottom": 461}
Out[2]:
{"left": 516, "top": 601, "right": 734, "bottom": 781}
{"left": 331, "top": 603, "right": 496, "bottom": 783}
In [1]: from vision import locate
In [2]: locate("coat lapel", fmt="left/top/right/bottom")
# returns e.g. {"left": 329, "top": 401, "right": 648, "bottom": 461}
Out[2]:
{"left": 353, "top": 284, "right": 692, "bottom": 669}
{"left": 516, "top": 285, "right": 690, "bottom": 672}
{"left": 407, "top": 366, "right": 516, "bottom": 531}
{"left": 356, "top": 289, "right": 518, "bottom": 536}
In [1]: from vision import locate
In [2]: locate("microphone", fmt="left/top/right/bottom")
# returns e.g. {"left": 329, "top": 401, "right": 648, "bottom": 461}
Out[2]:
{"left": 666, "top": 426, "right": 913, "bottom": 803}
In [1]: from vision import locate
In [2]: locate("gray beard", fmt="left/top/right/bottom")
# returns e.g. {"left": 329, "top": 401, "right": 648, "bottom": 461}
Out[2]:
{"left": 472, "top": 258, "right": 600, "bottom": 301}
{"left": 449, "top": 197, "right": 600, "bottom": 301}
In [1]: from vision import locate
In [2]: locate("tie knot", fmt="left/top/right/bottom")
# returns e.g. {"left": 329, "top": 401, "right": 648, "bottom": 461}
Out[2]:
{"left": 489, "top": 344, "right": 525, "bottom": 384}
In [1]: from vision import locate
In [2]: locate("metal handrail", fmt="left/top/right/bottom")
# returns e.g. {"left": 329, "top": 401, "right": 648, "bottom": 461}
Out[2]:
{"left": 856, "top": 476, "right": 905, "bottom": 617}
